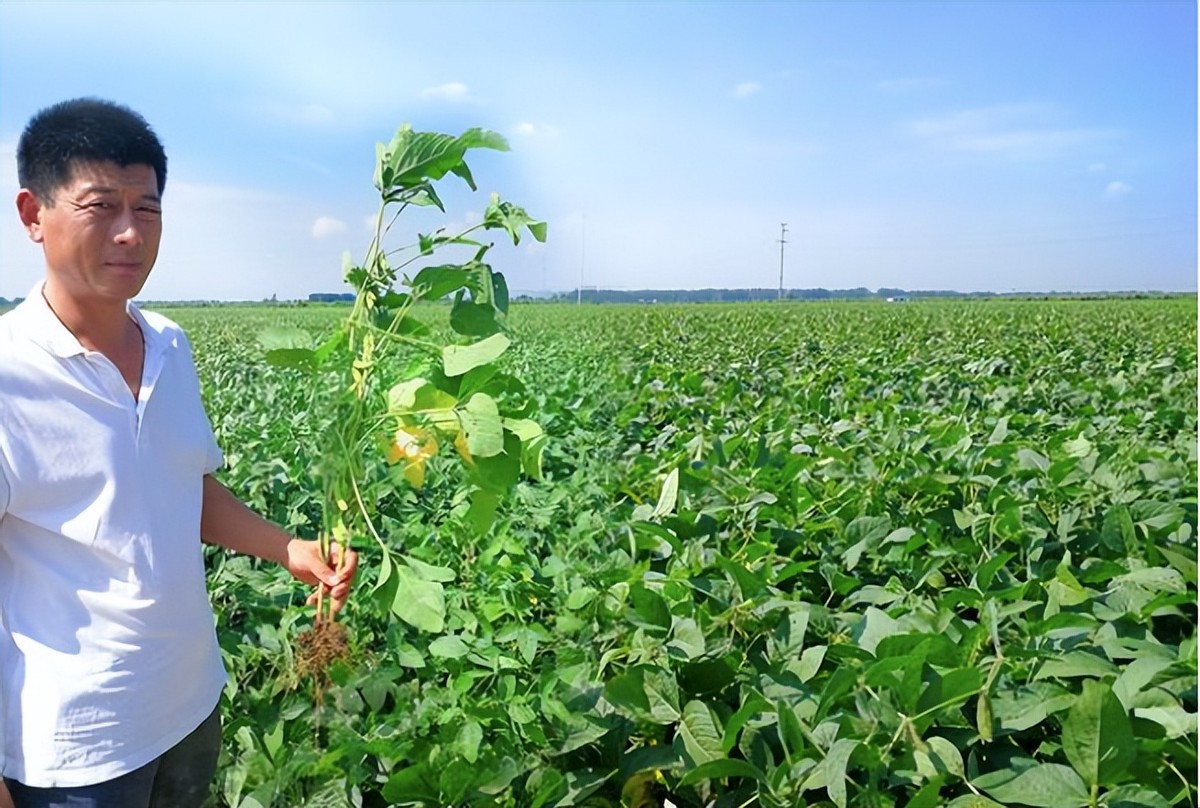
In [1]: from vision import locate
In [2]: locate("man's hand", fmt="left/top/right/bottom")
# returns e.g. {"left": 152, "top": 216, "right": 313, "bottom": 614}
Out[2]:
{"left": 201, "top": 476, "right": 360, "bottom": 613}
{"left": 285, "top": 539, "right": 359, "bottom": 615}
{"left": 0, "top": 779, "right": 15, "bottom": 808}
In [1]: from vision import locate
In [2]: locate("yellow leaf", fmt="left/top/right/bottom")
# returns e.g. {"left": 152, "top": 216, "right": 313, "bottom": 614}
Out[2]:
{"left": 402, "top": 461, "right": 426, "bottom": 488}
{"left": 454, "top": 431, "right": 475, "bottom": 466}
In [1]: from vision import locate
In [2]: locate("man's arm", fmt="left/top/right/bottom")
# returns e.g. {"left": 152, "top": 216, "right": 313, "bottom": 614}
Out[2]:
{"left": 200, "top": 475, "right": 357, "bottom": 613}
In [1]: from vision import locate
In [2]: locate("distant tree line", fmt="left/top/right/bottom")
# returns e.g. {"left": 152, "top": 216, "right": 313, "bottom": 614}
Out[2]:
{"left": 4, "top": 289, "right": 1185, "bottom": 311}
{"left": 544, "top": 287, "right": 1190, "bottom": 303}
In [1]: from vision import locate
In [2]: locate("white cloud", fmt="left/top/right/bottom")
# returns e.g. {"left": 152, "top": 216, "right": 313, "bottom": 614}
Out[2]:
{"left": 1104, "top": 181, "right": 1132, "bottom": 199}
{"left": 312, "top": 216, "right": 348, "bottom": 238}
{"left": 513, "top": 121, "right": 560, "bottom": 139}
{"left": 907, "top": 103, "right": 1121, "bottom": 157}
{"left": 421, "top": 82, "right": 470, "bottom": 102}
{"left": 733, "top": 81, "right": 762, "bottom": 99}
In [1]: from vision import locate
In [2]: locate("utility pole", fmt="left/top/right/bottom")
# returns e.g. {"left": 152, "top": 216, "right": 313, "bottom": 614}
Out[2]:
{"left": 778, "top": 223, "right": 788, "bottom": 300}
{"left": 578, "top": 214, "right": 585, "bottom": 305}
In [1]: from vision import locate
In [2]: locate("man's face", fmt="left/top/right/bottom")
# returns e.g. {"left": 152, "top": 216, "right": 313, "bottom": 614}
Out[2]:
{"left": 19, "top": 160, "right": 162, "bottom": 305}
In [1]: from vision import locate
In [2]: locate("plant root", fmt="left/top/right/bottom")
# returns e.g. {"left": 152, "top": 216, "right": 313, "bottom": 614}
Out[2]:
{"left": 297, "top": 618, "right": 350, "bottom": 676}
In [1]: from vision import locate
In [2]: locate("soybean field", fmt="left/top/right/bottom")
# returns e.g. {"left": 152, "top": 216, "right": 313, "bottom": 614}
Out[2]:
{"left": 175, "top": 297, "right": 1196, "bottom": 808}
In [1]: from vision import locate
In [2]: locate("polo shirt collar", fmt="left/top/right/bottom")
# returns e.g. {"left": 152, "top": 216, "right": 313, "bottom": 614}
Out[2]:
{"left": 18, "top": 281, "right": 160, "bottom": 359}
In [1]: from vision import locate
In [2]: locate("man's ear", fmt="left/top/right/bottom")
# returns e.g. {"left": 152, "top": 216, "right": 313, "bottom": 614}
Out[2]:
{"left": 16, "top": 189, "right": 45, "bottom": 244}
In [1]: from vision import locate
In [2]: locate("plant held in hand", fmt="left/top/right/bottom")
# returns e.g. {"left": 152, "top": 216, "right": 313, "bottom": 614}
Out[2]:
{"left": 259, "top": 124, "right": 546, "bottom": 682}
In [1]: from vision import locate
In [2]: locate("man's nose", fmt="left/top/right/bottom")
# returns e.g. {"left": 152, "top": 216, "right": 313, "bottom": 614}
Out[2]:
{"left": 111, "top": 206, "right": 143, "bottom": 245}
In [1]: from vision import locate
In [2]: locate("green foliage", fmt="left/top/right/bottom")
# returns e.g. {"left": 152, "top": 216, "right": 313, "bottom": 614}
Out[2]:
{"left": 261, "top": 124, "right": 547, "bottom": 585}
{"left": 182, "top": 298, "right": 1197, "bottom": 806}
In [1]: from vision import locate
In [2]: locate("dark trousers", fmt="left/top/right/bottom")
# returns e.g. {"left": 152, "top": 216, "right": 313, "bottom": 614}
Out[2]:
{"left": 5, "top": 703, "right": 221, "bottom": 808}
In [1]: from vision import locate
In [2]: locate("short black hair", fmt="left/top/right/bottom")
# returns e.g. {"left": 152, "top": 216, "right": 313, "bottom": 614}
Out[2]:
{"left": 17, "top": 98, "right": 167, "bottom": 202}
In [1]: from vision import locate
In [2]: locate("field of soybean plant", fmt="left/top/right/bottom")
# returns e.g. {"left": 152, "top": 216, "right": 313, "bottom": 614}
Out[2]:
{"left": 175, "top": 297, "right": 1196, "bottom": 808}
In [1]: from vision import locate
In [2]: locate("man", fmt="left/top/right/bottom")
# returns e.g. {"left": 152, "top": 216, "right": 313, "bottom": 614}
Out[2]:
{"left": 0, "top": 98, "right": 357, "bottom": 808}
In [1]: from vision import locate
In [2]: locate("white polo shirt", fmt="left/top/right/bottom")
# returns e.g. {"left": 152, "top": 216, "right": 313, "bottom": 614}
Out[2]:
{"left": 0, "top": 286, "right": 227, "bottom": 788}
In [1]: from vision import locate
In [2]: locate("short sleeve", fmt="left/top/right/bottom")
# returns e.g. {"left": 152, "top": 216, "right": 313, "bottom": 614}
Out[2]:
{"left": 0, "top": 460, "right": 9, "bottom": 515}
{"left": 0, "top": 410, "right": 11, "bottom": 515}
{"left": 173, "top": 327, "right": 224, "bottom": 477}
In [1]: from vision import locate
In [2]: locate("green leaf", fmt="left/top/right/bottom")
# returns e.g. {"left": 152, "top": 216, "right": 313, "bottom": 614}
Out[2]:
{"left": 643, "top": 666, "right": 681, "bottom": 723}
{"left": 438, "top": 758, "right": 477, "bottom": 805}
{"left": 456, "top": 720, "right": 483, "bottom": 764}
{"left": 492, "top": 271, "right": 510, "bottom": 313}
{"left": 1101, "top": 506, "right": 1137, "bottom": 554}
{"left": 312, "top": 329, "right": 345, "bottom": 365}
{"left": 1035, "top": 650, "right": 1119, "bottom": 681}
{"left": 604, "top": 670, "right": 651, "bottom": 719}
{"left": 458, "top": 393, "right": 505, "bottom": 457}
{"left": 915, "top": 736, "right": 964, "bottom": 781}
{"left": 527, "top": 767, "right": 567, "bottom": 808}
{"left": 257, "top": 325, "right": 311, "bottom": 351}
{"left": 679, "top": 700, "right": 723, "bottom": 765}
{"left": 402, "top": 555, "right": 456, "bottom": 583}
{"left": 716, "top": 554, "right": 767, "bottom": 600}
{"left": 993, "top": 683, "right": 1075, "bottom": 731}
{"left": 1102, "top": 784, "right": 1173, "bottom": 808}
{"left": 475, "top": 757, "right": 520, "bottom": 796}
{"left": 264, "top": 347, "right": 318, "bottom": 371}
{"left": 808, "top": 738, "right": 860, "bottom": 808}
{"left": 483, "top": 192, "right": 546, "bottom": 245}
{"left": 443, "top": 333, "right": 511, "bottom": 377}
{"left": 390, "top": 565, "right": 446, "bottom": 633}
{"left": 794, "top": 644, "right": 827, "bottom": 682}
{"left": 382, "top": 764, "right": 440, "bottom": 805}
{"left": 677, "top": 757, "right": 767, "bottom": 787}
{"left": 450, "top": 298, "right": 503, "bottom": 337}
{"left": 651, "top": 468, "right": 679, "bottom": 518}
{"left": 388, "top": 377, "right": 458, "bottom": 424}
{"left": 854, "top": 607, "right": 901, "bottom": 655}
{"left": 565, "top": 587, "right": 598, "bottom": 610}
{"left": 776, "top": 701, "right": 805, "bottom": 763}
{"left": 503, "top": 417, "right": 546, "bottom": 478}
{"left": 1158, "top": 545, "right": 1198, "bottom": 585}
{"left": 629, "top": 585, "right": 672, "bottom": 633}
{"left": 1110, "top": 566, "right": 1187, "bottom": 594}
{"left": 722, "top": 694, "right": 770, "bottom": 756}
{"left": 1017, "top": 448, "right": 1051, "bottom": 473}
{"left": 945, "top": 797, "right": 1006, "bottom": 808}
{"left": 1133, "top": 704, "right": 1197, "bottom": 738}
{"left": 410, "top": 264, "right": 474, "bottom": 301}
{"left": 381, "top": 125, "right": 508, "bottom": 193}
{"left": 1112, "top": 656, "right": 1173, "bottom": 711}
{"left": 667, "top": 616, "right": 706, "bottom": 660}
{"left": 470, "top": 431, "right": 523, "bottom": 492}
{"left": 429, "top": 635, "right": 470, "bottom": 659}
{"left": 975, "top": 763, "right": 1090, "bottom": 807}
{"left": 464, "top": 488, "right": 500, "bottom": 536}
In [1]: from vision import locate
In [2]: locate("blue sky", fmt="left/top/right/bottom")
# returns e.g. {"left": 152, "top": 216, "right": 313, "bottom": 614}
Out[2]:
{"left": 1, "top": 0, "right": 1195, "bottom": 300}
